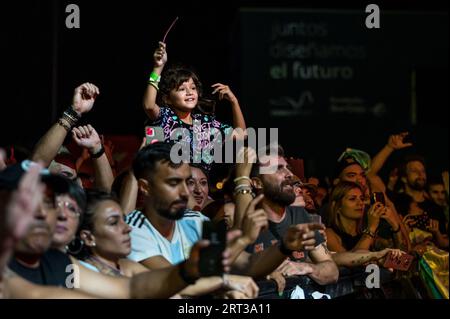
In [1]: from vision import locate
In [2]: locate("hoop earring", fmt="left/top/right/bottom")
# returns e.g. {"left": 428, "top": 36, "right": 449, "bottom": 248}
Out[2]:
{"left": 66, "top": 237, "right": 84, "bottom": 255}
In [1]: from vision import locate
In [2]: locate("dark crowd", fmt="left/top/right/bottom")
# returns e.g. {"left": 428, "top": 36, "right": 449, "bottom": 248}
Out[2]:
{"left": 0, "top": 41, "right": 448, "bottom": 300}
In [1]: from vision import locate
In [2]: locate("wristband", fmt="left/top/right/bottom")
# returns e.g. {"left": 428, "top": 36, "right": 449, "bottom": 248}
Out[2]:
{"left": 149, "top": 71, "right": 161, "bottom": 83}
{"left": 57, "top": 118, "right": 71, "bottom": 132}
{"left": 234, "top": 176, "right": 252, "bottom": 184}
{"left": 148, "top": 80, "right": 159, "bottom": 91}
{"left": 90, "top": 145, "right": 105, "bottom": 159}
{"left": 362, "top": 228, "right": 377, "bottom": 238}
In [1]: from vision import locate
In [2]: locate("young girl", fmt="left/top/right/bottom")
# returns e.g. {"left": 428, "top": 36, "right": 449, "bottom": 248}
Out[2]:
{"left": 143, "top": 42, "right": 247, "bottom": 171}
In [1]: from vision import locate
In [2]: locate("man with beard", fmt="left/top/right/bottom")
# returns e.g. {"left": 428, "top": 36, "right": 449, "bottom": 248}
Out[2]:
{"left": 243, "top": 145, "right": 339, "bottom": 287}
{"left": 394, "top": 155, "right": 447, "bottom": 235}
{"left": 127, "top": 143, "right": 321, "bottom": 297}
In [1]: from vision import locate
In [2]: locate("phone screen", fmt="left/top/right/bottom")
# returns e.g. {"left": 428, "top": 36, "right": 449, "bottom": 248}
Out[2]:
{"left": 370, "top": 192, "right": 386, "bottom": 206}
{"left": 199, "top": 221, "right": 226, "bottom": 277}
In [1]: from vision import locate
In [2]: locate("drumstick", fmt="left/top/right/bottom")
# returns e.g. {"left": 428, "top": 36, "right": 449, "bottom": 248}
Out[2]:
{"left": 162, "top": 16, "right": 179, "bottom": 43}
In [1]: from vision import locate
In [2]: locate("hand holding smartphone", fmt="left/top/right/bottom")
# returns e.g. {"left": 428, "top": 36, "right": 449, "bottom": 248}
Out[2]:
{"left": 370, "top": 192, "right": 386, "bottom": 206}
{"left": 199, "top": 221, "right": 226, "bottom": 277}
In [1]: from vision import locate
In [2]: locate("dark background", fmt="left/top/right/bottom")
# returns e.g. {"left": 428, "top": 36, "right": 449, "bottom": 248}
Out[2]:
{"left": 1, "top": 0, "right": 448, "bottom": 181}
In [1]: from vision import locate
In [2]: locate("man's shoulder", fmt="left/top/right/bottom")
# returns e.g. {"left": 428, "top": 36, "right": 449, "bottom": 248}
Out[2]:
{"left": 183, "top": 210, "right": 208, "bottom": 220}
{"left": 126, "top": 210, "right": 148, "bottom": 228}
{"left": 286, "top": 205, "right": 310, "bottom": 222}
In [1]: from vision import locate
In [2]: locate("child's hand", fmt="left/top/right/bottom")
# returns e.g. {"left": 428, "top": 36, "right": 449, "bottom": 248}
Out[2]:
{"left": 154, "top": 41, "right": 167, "bottom": 68}
{"left": 211, "top": 83, "right": 238, "bottom": 104}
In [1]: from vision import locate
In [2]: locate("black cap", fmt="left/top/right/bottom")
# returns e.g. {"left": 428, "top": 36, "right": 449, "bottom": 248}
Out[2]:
{"left": 0, "top": 160, "right": 71, "bottom": 193}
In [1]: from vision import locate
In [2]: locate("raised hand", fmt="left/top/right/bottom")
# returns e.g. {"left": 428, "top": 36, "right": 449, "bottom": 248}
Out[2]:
{"left": 367, "top": 202, "right": 385, "bottom": 230}
{"left": 154, "top": 41, "right": 167, "bottom": 68}
{"left": 72, "top": 125, "right": 102, "bottom": 154}
{"left": 211, "top": 83, "right": 238, "bottom": 104}
{"left": 387, "top": 132, "right": 413, "bottom": 150}
{"left": 380, "top": 206, "right": 400, "bottom": 230}
{"left": 240, "top": 195, "right": 268, "bottom": 245}
{"left": 72, "top": 83, "right": 100, "bottom": 115}
{"left": 236, "top": 147, "right": 257, "bottom": 178}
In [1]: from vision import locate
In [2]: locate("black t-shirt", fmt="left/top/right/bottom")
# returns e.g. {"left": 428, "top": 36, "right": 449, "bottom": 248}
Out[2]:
{"left": 9, "top": 249, "right": 73, "bottom": 287}
{"left": 245, "top": 206, "right": 325, "bottom": 262}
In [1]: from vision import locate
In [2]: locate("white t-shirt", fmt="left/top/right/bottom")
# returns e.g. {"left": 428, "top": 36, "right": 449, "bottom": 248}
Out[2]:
{"left": 126, "top": 210, "right": 209, "bottom": 265}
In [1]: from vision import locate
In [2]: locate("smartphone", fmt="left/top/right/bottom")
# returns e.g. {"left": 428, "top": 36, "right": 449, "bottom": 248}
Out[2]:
{"left": 199, "top": 220, "right": 226, "bottom": 277}
{"left": 145, "top": 126, "right": 165, "bottom": 145}
{"left": 370, "top": 192, "right": 386, "bottom": 206}
{"left": 383, "top": 251, "right": 414, "bottom": 271}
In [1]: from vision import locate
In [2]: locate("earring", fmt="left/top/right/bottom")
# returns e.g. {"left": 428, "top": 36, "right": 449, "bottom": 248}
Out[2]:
{"left": 66, "top": 238, "right": 84, "bottom": 255}
{"left": 92, "top": 242, "right": 96, "bottom": 247}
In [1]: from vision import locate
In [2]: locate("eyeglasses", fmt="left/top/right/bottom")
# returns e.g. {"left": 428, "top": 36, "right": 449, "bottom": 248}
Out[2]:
{"left": 57, "top": 201, "right": 81, "bottom": 218}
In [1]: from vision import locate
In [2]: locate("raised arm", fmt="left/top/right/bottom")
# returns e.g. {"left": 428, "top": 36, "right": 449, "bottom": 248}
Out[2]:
{"left": 368, "top": 132, "right": 412, "bottom": 178}
{"left": 227, "top": 195, "right": 268, "bottom": 264}
{"left": 143, "top": 42, "right": 166, "bottom": 121}
{"left": 118, "top": 138, "right": 146, "bottom": 214}
{"left": 233, "top": 147, "right": 256, "bottom": 229}
{"left": 211, "top": 83, "right": 247, "bottom": 140}
{"left": 72, "top": 125, "right": 114, "bottom": 192}
{"left": 32, "top": 83, "right": 99, "bottom": 167}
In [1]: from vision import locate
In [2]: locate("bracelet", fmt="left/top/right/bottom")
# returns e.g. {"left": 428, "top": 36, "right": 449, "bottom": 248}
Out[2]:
{"left": 234, "top": 188, "right": 253, "bottom": 197}
{"left": 148, "top": 80, "right": 159, "bottom": 91}
{"left": 178, "top": 261, "right": 197, "bottom": 285}
{"left": 278, "top": 240, "right": 294, "bottom": 257}
{"left": 234, "top": 184, "right": 252, "bottom": 192}
{"left": 392, "top": 225, "right": 401, "bottom": 233}
{"left": 57, "top": 118, "right": 71, "bottom": 132}
{"left": 64, "top": 107, "right": 81, "bottom": 120}
{"left": 90, "top": 145, "right": 105, "bottom": 159}
{"left": 362, "top": 228, "right": 377, "bottom": 239}
{"left": 149, "top": 71, "right": 161, "bottom": 83}
{"left": 233, "top": 184, "right": 253, "bottom": 196}
{"left": 234, "top": 176, "right": 252, "bottom": 184}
